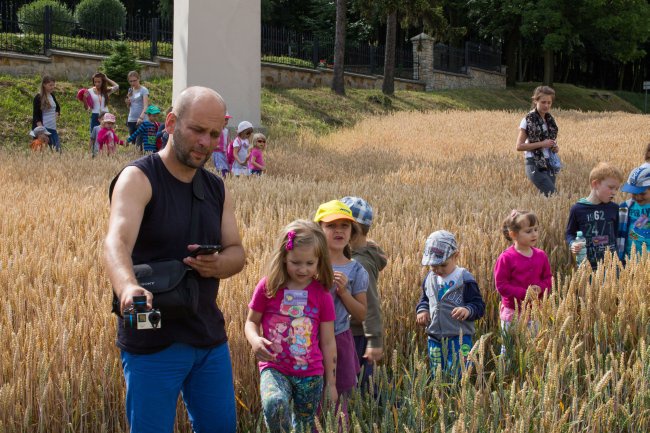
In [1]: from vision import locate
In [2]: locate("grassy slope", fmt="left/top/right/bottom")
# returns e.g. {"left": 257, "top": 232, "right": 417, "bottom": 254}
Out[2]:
{"left": 0, "top": 74, "right": 642, "bottom": 148}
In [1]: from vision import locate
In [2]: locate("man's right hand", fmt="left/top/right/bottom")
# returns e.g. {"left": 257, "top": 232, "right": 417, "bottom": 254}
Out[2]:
{"left": 416, "top": 311, "right": 430, "bottom": 326}
{"left": 119, "top": 284, "right": 153, "bottom": 312}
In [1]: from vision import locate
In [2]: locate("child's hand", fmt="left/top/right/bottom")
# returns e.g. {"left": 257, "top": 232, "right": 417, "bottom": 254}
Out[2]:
{"left": 250, "top": 336, "right": 276, "bottom": 362}
{"left": 416, "top": 311, "right": 430, "bottom": 326}
{"left": 364, "top": 347, "right": 384, "bottom": 362}
{"left": 570, "top": 241, "right": 585, "bottom": 254}
{"left": 333, "top": 271, "right": 348, "bottom": 296}
{"left": 451, "top": 307, "right": 470, "bottom": 321}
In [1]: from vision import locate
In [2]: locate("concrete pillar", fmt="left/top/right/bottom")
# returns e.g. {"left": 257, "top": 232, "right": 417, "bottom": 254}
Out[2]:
{"left": 173, "top": 0, "right": 261, "bottom": 127}
{"left": 410, "top": 33, "right": 434, "bottom": 91}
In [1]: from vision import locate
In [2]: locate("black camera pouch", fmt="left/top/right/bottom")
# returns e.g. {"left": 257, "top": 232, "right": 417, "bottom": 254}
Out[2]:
{"left": 112, "top": 260, "right": 199, "bottom": 320}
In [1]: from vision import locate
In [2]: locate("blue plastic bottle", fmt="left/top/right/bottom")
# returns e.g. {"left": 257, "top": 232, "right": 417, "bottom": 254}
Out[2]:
{"left": 574, "top": 231, "right": 587, "bottom": 266}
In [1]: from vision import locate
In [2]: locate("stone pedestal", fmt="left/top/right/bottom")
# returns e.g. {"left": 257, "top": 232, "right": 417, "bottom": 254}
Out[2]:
{"left": 173, "top": 0, "right": 261, "bottom": 126}
{"left": 410, "top": 33, "right": 434, "bottom": 91}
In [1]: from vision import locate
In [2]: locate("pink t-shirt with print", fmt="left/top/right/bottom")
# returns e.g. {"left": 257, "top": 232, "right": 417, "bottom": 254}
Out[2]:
{"left": 248, "top": 277, "right": 336, "bottom": 377}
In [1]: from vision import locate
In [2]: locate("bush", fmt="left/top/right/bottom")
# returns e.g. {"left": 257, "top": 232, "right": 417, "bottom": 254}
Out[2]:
{"left": 17, "top": 0, "right": 75, "bottom": 36}
{"left": 101, "top": 41, "right": 140, "bottom": 91}
{"left": 75, "top": 0, "right": 126, "bottom": 35}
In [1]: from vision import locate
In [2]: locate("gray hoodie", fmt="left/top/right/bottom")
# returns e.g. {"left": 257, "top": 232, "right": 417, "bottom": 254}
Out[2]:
{"left": 350, "top": 242, "right": 388, "bottom": 349}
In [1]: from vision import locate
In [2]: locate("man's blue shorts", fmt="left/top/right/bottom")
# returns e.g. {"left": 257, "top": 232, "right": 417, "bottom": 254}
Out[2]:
{"left": 121, "top": 342, "right": 236, "bottom": 433}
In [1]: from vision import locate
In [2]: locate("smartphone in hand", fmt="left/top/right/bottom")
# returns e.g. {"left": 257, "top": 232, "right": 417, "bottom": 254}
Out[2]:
{"left": 189, "top": 245, "right": 223, "bottom": 257}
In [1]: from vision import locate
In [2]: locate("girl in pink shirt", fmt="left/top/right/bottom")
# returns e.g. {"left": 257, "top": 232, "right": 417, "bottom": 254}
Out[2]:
{"left": 245, "top": 220, "right": 337, "bottom": 433}
{"left": 494, "top": 209, "right": 552, "bottom": 327}
{"left": 248, "top": 132, "right": 267, "bottom": 175}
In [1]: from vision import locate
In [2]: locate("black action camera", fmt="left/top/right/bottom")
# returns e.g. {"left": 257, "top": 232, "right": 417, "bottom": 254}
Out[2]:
{"left": 123, "top": 295, "right": 162, "bottom": 330}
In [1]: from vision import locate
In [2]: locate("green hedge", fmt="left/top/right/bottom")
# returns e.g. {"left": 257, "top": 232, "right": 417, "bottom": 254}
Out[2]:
{"left": 74, "top": 0, "right": 126, "bottom": 34}
{"left": 262, "top": 55, "right": 314, "bottom": 68}
{"left": 17, "top": 0, "right": 75, "bottom": 35}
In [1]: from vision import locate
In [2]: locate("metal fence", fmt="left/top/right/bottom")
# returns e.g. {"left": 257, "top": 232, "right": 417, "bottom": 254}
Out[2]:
{"left": 0, "top": 4, "right": 172, "bottom": 60}
{"left": 433, "top": 41, "right": 502, "bottom": 74}
{"left": 0, "top": 5, "right": 497, "bottom": 79}
{"left": 260, "top": 24, "right": 416, "bottom": 80}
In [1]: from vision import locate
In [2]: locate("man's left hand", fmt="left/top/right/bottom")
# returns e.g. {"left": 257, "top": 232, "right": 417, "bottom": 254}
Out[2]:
{"left": 183, "top": 244, "right": 220, "bottom": 278}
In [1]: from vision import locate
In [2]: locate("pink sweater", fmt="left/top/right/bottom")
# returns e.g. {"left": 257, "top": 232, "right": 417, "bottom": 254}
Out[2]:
{"left": 494, "top": 245, "right": 552, "bottom": 311}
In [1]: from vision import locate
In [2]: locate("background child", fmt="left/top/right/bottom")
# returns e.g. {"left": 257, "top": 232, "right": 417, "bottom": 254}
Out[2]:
{"left": 212, "top": 112, "right": 231, "bottom": 177}
{"left": 494, "top": 210, "right": 552, "bottom": 331}
{"left": 89, "top": 111, "right": 107, "bottom": 158}
{"left": 249, "top": 132, "right": 267, "bottom": 175}
{"left": 313, "top": 200, "right": 368, "bottom": 420}
{"left": 416, "top": 230, "right": 485, "bottom": 375}
{"left": 565, "top": 162, "right": 624, "bottom": 269}
{"left": 32, "top": 75, "right": 61, "bottom": 152}
{"left": 617, "top": 165, "right": 650, "bottom": 260}
{"left": 84, "top": 72, "right": 118, "bottom": 136}
{"left": 29, "top": 126, "right": 51, "bottom": 152}
{"left": 125, "top": 70, "right": 150, "bottom": 151}
{"left": 97, "top": 113, "right": 123, "bottom": 155}
{"left": 245, "top": 220, "right": 337, "bottom": 433}
{"left": 232, "top": 121, "right": 253, "bottom": 176}
{"left": 339, "top": 196, "right": 386, "bottom": 389}
{"left": 126, "top": 105, "right": 161, "bottom": 153}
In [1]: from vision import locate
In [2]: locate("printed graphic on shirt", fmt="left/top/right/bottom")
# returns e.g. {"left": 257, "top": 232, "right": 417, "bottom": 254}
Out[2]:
{"left": 268, "top": 289, "right": 319, "bottom": 371}
{"left": 582, "top": 210, "right": 616, "bottom": 264}
{"left": 627, "top": 204, "right": 650, "bottom": 256}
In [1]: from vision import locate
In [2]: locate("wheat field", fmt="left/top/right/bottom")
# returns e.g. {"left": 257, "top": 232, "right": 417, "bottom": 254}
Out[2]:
{"left": 1, "top": 109, "right": 649, "bottom": 432}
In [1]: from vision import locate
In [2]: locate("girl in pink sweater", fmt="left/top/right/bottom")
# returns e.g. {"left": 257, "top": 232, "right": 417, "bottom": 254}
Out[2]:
{"left": 494, "top": 209, "right": 552, "bottom": 327}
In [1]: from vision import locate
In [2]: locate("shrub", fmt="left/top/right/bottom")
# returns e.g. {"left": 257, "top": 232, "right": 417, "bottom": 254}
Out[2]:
{"left": 75, "top": 0, "right": 126, "bottom": 35}
{"left": 101, "top": 41, "right": 140, "bottom": 91}
{"left": 17, "top": 0, "right": 75, "bottom": 36}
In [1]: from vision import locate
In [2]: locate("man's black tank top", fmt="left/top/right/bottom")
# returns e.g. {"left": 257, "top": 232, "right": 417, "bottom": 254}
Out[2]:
{"left": 113, "top": 154, "right": 227, "bottom": 354}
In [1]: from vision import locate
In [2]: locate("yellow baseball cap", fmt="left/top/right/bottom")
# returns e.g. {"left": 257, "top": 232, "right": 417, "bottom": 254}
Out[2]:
{"left": 313, "top": 200, "right": 356, "bottom": 223}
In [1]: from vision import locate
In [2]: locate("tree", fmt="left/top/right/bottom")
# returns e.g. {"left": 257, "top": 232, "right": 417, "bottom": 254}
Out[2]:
{"left": 332, "top": 0, "right": 347, "bottom": 95}
{"left": 382, "top": 9, "right": 397, "bottom": 95}
{"left": 467, "top": 0, "right": 526, "bottom": 86}
{"left": 579, "top": 0, "right": 650, "bottom": 90}
{"left": 520, "top": 0, "right": 580, "bottom": 86}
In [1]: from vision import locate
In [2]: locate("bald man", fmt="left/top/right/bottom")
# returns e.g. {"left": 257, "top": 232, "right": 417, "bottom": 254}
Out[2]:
{"left": 104, "top": 87, "right": 245, "bottom": 433}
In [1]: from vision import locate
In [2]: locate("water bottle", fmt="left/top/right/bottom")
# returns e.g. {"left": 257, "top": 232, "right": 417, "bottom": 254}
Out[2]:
{"left": 574, "top": 231, "right": 587, "bottom": 266}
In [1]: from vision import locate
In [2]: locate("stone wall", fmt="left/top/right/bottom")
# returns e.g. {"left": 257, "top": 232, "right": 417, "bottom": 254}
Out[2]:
{"left": 261, "top": 62, "right": 425, "bottom": 91}
{"left": 431, "top": 67, "right": 506, "bottom": 90}
{"left": 0, "top": 50, "right": 172, "bottom": 81}
{"left": 0, "top": 49, "right": 503, "bottom": 91}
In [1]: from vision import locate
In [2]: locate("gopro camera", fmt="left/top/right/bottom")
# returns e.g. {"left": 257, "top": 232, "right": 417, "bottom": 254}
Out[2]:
{"left": 123, "top": 295, "right": 162, "bottom": 330}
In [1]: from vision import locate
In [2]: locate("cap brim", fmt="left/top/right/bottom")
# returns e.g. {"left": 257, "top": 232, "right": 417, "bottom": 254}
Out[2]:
{"left": 622, "top": 184, "right": 648, "bottom": 194}
{"left": 318, "top": 214, "right": 356, "bottom": 223}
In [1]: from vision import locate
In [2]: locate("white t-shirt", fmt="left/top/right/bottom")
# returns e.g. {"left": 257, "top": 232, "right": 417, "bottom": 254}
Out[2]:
{"left": 89, "top": 85, "right": 118, "bottom": 114}
{"left": 519, "top": 117, "right": 550, "bottom": 159}
{"left": 42, "top": 94, "right": 57, "bottom": 129}
{"left": 127, "top": 86, "right": 150, "bottom": 122}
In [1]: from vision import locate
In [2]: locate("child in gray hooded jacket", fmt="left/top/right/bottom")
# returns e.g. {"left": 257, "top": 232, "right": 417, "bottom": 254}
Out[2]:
{"left": 416, "top": 230, "right": 485, "bottom": 375}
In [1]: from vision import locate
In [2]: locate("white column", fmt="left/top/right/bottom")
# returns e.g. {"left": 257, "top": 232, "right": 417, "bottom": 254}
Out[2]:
{"left": 173, "top": 0, "right": 261, "bottom": 127}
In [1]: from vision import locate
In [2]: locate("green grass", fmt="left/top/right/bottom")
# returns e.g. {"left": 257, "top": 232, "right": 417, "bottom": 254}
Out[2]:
{"left": 262, "top": 55, "right": 314, "bottom": 68}
{"left": 1, "top": 74, "right": 643, "bottom": 149}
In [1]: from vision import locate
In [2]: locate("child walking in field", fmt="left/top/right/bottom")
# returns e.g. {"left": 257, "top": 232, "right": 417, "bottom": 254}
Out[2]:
{"left": 126, "top": 105, "right": 161, "bottom": 153}
{"left": 339, "top": 196, "right": 386, "bottom": 390}
{"left": 565, "top": 162, "right": 624, "bottom": 269}
{"left": 231, "top": 121, "right": 253, "bottom": 176}
{"left": 313, "top": 200, "right": 368, "bottom": 423}
{"left": 617, "top": 165, "right": 650, "bottom": 261}
{"left": 97, "top": 113, "right": 123, "bottom": 155}
{"left": 416, "top": 230, "right": 485, "bottom": 375}
{"left": 494, "top": 210, "right": 552, "bottom": 337}
{"left": 249, "top": 133, "right": 267, "bottom": 175}
{"left": 212, "top": 112, "right": 231, "bottom": 177}
{"left": 245, "top": 220, "right": 337, "bottom": 433}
